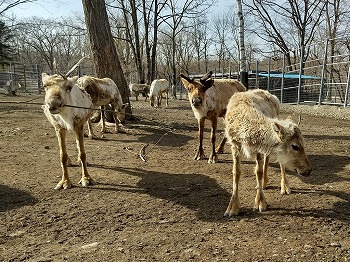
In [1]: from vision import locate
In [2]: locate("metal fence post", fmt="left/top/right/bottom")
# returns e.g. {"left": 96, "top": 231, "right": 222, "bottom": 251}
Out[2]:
{"left": 297, "top": 46, "right": 304, "bottom": 104}
{"left": 281, "top": 54, "right": 285, "bottom": 103}
{"left": 344, "top": 66, "right": 350, "bottom": 107}
{"left": 267, "top": 58, "right": 270, "bottom": 91}
{"left": 36, "top": 64, "right": 41, "bottom": 94}
{"left": 255, "top": 60, "right": 259, "bottom": 88}
{"left": 318, "top": 39, "right": 329, "bottom": 105}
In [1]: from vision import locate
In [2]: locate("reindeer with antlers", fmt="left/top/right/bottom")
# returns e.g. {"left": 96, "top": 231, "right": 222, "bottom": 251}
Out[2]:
{"left": 42, "top": 57, "right": 94, "bottom": 189}
{"left": 180, "top": 72, "right": 246, "bottom": 163}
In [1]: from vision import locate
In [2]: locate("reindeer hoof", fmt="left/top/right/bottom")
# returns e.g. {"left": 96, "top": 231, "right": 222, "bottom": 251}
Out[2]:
{"left": 194, "top": 151, "right": 205, "bottom": 160}
{"left": 281, "top": 187, "right": 291, "bottom": 195}
{"left": 54, "top": 180, "right": 72, "bottom": 190}
{"left": 79, "top": 176, "right": 94, "bottom": 187}
{"left": 208, "top": 155, "right": 218, "bottom": 163}
{"left": 253, "top": 201, "right": 267, "bottom": 212}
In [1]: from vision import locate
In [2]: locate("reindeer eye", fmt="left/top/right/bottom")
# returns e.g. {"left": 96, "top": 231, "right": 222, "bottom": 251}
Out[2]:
{"left": 291, "top": 144, "right": 300, "bottom": 151}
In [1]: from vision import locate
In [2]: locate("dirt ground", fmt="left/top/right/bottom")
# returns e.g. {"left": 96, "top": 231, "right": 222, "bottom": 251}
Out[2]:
{"left": 0, "top": 93, "right": 350, "bottom": 262}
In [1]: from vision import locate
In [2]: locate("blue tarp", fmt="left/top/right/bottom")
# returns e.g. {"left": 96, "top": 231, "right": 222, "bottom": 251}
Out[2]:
{"left": 258, "top": 73, "right": 321, "bottom": 80}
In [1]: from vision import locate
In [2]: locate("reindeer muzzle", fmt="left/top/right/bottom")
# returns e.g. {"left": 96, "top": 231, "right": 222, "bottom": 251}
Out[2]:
{"left": 47, "top": 97, "right": 64, "bottom": 114}
{"left": 192, "top": 97, "right": 202, "bottom": 107}
{"left": 298, "top": 168, "right": 312, "bottom": 177}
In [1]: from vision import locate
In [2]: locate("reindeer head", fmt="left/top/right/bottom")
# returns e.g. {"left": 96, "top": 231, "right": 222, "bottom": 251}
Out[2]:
{"left": 271, "top": 120, "right": 312, "bottom": 177}
{"left": 42, "top": 57, "right": 88, "bottom": 114}
{"left": 42, "top": 73, "right": 79, "bottom": 114}
{"left": 180, "top": 71, "right": 214, "bottom": 108}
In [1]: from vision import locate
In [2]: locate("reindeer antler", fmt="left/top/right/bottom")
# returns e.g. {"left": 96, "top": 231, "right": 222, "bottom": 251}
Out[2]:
{"left": 65, "top": 56, "right": 89, "bottom": 78}
{"left": 201, "top": 71, "right": 213, "bottom": 81}
{"left": 53, "top": 56, "right": 89, "bottom": 79}
{"left": 53, "top": 58, "right": 67, "bottom": 79}
{"left": 179, "top": 73, "right": 194, "bottom": 83}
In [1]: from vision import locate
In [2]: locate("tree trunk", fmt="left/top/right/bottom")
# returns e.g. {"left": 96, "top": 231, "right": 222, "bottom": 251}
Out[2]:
{"left": 82, "top": 0, "right": 133, "bottom": 119}
{"left": 236, "top": 0, "right": 248, "bottom": 88}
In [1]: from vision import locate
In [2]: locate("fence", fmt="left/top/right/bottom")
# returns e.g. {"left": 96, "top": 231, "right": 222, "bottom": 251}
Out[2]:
{"left": 248, "top": 37, "right": 350, "bottom": 107}
{"left": 0, "top": 63, "right": 94, "bottom": 95}
{"left": 0, "top": 63, "right": 43, "bottom": 95}
{"left": 3, "top": 36, "right": 350, "bottom": 106}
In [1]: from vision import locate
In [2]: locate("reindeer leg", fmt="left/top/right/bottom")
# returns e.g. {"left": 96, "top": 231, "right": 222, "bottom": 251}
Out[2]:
{"left": 262, "top": 154, "right": 270, "bottom": 189}
{"left": 225, "top": 144, "right": 241, "bottom": 216}
{"left": 194, "top": 118, "right": 205, "bottom": 160}
{"left": 111, "top": 102, "right": 121, "bottom": 132}
{"left": 100, "top": 105, "right": 107, "bottom": 133}
{"left": 86, "top": 119, "right": 96, "bottom": 139}
{"left": 208, "top": 117, "right": 218, "bottom": 163}
{"left": 54, "top": 128, "right": 72, "bottom": 190}
{"left": 158, "top": 92, "right": 162, "bottom": 107}
{"left": 216, "top": 137, "right": 226, "bottom": 154}
{"left": 254, "top": 153, "right": 267, "bottom": 212}
{"left": 165, "top": 90, "right": 169, "bottom": 106}
{"left": 75, "top": 125, "right": 94, "bottom": 187}
{"left": 280, "top": 164, "right": 291, "bottom": 194}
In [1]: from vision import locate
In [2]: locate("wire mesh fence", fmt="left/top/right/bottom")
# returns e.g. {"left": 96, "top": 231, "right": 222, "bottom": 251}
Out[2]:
{"left": 2, "top": 36, "right": 350, "bottom": 107}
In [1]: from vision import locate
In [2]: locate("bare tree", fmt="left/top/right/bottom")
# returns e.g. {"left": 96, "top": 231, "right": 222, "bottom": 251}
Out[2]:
{"left": 0, "top": 20, "right": 13, "bottom": 61}
{"left": 161, "top": 0, "right": 212, "bottom": 98}
{"left": 244, "top": 0, "right": 326, "bottom": 71}
{"left": 211, "top": 12, "right": 239, "bottom": 74}
{"left": 177, "top": 16, "right": 211, "bottom": 74}
{"left": 236, "top": 0, "right": 248, "bottom": 87}
{"left": 82, "top": 0, "right": 132, "bottom": 118}
{"left": 0, "top": 0, "right": 37, "bottom": 16}
{"left": 13, "top": 17, "right": 87, "bottom": 71}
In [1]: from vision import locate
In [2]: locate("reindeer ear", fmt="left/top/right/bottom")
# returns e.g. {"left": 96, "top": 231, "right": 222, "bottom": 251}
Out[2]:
{"left": 180, "top": 77, "right": 190, "bottom": 89}
{"left": 42, "top": 73, "right": 49, "bottom": 81}
{"left": 201, "top": 78, "right": 214, "bottom": 92}
{"left": 69, "top": 76, "right": 79, "bottom": 83}
{"left": 272, "top": 122, "right": 287, "bottom": 141}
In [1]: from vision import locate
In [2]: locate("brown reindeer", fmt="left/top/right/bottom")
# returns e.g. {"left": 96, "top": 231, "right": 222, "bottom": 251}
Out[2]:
{"left": 129, "top": 83, "right": 150, "bottom": 101}
{"left": 180, "top": 72, "right": 246, "bottom": 163}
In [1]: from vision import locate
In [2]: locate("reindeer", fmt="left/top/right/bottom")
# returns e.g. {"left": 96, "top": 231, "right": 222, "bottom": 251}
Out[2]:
{"left": 77, "top": 75, "right": 127, "bottom": 138}
{"left": 149, "top": 79, "right": 169, "bottom": 107}
{"left": 42, "top": 58, "right": 94, "bottom": 189}
{"left": 224, "top": 89, "right": 312, "bottom": 216}
{"left": 180, "top": 72, "right": 246, "bottom": 163}
{"left": 129, "top": 83, "right": 150, "bottom": 101}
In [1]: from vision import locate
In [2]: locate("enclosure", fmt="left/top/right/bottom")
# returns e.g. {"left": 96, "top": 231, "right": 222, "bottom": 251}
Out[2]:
{"left": 0, "top": 93, "right": 349, "bottom": 261}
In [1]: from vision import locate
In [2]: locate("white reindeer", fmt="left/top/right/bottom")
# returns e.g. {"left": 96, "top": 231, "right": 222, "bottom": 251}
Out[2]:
{"left": 149, "top": 79, "right": 169, "bottom": 107}
{"left": 77, "top": 75, "right": 127, "bottom": 138}
{"left": 42, "top": 58, "right": 94, "bottom": 189}
{"left": 224, "top": 89, "right": 312, "bottom": 216}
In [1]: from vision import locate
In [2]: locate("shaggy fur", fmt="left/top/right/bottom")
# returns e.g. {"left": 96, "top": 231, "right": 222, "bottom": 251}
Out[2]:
{"left": 42, "top": 73, "right": 94, "bottom": 190}
{"left": 77, "top": 76, "right": 126, "bottom": 138}
{"left": 224, "top": 89, "right": 312, "bottom": 216}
